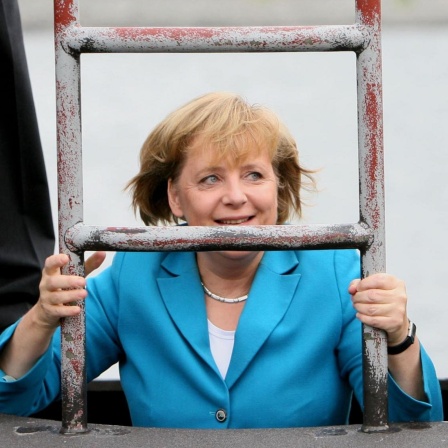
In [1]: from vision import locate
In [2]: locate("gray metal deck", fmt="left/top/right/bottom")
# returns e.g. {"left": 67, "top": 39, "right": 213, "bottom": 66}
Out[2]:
{"left": 2, "top": 413, "right": 447, "bottom": 447}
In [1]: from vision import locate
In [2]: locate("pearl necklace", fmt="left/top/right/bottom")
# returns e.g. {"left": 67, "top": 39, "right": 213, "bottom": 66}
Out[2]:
{"left": 201, "top": 282, "right": 248, "bottom": 304}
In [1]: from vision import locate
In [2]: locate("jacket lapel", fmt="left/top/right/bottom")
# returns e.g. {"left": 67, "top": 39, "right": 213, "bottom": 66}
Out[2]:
{"left": 157, "top": 252, "right": 219, "bottom": 374}
{"left": 225, "top": 251, "right": 301, "bottom": 388}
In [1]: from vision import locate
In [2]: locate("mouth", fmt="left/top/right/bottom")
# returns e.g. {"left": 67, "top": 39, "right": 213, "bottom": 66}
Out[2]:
{"left": 215, "top": 216, "right": 254, "bottom": 225}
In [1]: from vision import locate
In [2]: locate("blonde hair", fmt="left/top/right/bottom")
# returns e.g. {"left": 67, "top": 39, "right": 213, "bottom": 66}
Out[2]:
{"left": 127, "top": 92, "right": 315, "bottom": 225}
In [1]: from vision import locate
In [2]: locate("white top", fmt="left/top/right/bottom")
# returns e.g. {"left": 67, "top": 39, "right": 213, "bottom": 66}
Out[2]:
{"left": 207, "top": 320, "right": 235, "bottom": 379}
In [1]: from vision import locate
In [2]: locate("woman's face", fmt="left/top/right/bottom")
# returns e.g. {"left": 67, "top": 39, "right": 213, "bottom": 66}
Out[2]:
{"left": 168, "top": 145, "right": 279, "bottom": 228}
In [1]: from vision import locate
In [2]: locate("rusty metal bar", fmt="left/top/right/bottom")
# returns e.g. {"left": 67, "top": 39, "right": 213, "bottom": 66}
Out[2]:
{"left": 54, "top": 0, "right": 87, "bottom": 434}
{"left": 355, "top": 0, "right": 388, "bottom": 432}
{"left": 54, "top": 0, "right": 387, "bottom": 434}
{"left": 64, "top": 223, "right": 373, "bottom": 253}
{"left": 58, "top": 24, "right": 369, "bottom": 54}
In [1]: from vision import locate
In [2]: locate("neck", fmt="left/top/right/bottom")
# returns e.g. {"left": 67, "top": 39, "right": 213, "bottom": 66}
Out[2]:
{"left": 196, "top": 251, "right": 263, "bottom": 296}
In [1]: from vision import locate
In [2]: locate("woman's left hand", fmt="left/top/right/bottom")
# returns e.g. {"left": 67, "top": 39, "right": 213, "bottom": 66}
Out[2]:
{"left": 348, "top": 273, "right": 409, "bottom": 346}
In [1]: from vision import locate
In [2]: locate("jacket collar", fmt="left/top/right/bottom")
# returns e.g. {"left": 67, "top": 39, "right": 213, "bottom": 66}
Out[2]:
{"left": 157, "top": 251, "right": 301, "bottom": 388}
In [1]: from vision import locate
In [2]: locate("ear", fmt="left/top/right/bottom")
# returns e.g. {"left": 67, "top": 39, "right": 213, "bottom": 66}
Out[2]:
{"left": 167, "top": 178, "right": 184, "bottom": 218}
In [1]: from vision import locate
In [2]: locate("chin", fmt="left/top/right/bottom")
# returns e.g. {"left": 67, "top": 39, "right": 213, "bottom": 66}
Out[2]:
{"left": 216, "top": 250, "right": 261, "bottom": 260}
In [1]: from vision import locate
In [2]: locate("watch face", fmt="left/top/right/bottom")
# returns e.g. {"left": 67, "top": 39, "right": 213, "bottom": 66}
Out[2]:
{"left": 409, "top": 322, "right": 416, "bottom": 343}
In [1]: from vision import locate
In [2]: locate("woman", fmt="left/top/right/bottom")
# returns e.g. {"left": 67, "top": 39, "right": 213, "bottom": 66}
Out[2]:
{"left": 0, "top": 92, "right": 443, "bottom": 427}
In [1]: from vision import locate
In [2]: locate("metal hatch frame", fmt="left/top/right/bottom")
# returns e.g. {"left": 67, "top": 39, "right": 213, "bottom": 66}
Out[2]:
{"left": 54, "top": 0, "right": 387, "bottom": 434}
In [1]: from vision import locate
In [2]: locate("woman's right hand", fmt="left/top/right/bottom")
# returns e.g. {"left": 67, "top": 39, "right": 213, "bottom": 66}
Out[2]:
{"left": 0, "top": 251, "right": 106, "bottom": 379}
{"left": 35, "top": 251, "right": 106, "bottom": 330}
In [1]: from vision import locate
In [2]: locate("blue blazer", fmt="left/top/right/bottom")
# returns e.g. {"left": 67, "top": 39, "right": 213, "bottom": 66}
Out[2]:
{"left": 0, "top": 249, "right": 443, "bottom": 427}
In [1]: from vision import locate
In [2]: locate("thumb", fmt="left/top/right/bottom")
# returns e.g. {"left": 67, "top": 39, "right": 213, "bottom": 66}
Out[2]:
{"left": 85, "top": 251, "right": 107, "bottom": 277}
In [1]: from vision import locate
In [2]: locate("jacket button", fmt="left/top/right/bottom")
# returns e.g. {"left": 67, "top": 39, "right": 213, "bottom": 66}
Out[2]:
{"left": 215, "top": 409, "right": 227, "bottom": 423}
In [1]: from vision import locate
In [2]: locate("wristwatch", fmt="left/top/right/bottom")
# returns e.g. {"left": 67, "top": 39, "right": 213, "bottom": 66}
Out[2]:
{"left": 387, "top": 320, "right": 416, "bottom": 355}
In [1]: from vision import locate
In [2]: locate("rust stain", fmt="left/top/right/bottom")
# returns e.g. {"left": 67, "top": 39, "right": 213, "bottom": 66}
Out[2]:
{"left": 54, "top": 0, "right": 77, "bottom": 31}
{"left": 356, "top": 0, "right": 381, "bottom": 27}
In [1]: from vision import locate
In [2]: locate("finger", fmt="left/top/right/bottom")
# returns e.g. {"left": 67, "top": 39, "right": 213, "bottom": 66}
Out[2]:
{"left": 351, "top": 288, "right": 391, "bottom": 305}
{"left": 348, "top": 279, "right": 361, "bottom": 295}
{"left": 44, "top": 272, "right": 86, "bottom": 292}
{"left": 353, "top": 301, "right": 396, "bottom": 318}
{"left": 351, "top": 273, "right": 403, "bottom": 293}
{"left": 34, "top": 288, "right": 87, "bottom": 328}
{"left": 355, "top": 311, "right": 407, "bottom": 337}
{"left": 353, "top": 297, "right": 407, "bottom": 335}
{"left": 36, "top": 299, "right": 83, "bottom": 325}
{"left": 45, "top": 287, "right": 88, "bottom": 306}
{"left": 43, "top": 254, "right": 70, "bottom": 276}
{"left": 351, "top": 286, "right": 407, "bottom": 312}
{"left": 354, "top": 313, "right": 391, "bottom": 330}
{"left": 85, "top": 251, "right": 106, "bottom": 277}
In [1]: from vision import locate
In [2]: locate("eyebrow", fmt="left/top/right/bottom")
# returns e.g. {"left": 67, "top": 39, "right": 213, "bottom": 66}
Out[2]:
{"left": 241, "top": 163, "right": 265, "bottom": 170}
{"left": 198, "top": 163, "right": 266, "bottom": 174}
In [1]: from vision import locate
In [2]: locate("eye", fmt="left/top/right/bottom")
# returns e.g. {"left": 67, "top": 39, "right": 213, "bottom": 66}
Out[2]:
{"left": 200, "top": 174, "right": 219, "bottom": 185}
{"left": 247, "top": 172, "right": 262, "bottom": 181}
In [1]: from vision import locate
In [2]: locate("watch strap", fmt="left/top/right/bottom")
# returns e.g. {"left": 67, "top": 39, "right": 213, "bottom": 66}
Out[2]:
{"left": 387, "top": 321, "right": 416, "bottom": 355}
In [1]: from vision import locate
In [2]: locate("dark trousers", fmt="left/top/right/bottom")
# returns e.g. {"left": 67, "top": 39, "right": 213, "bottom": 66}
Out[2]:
{"left": 0, "top": 0, "right": 54, "bottom": 332}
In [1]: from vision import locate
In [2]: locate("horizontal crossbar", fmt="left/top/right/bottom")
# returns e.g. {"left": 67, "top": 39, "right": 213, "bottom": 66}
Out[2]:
{"left": 59, "top": 24, "right": 369, "bottom": 54}
{"left": 65, "top": 223, "right": 373, "bottom": 252}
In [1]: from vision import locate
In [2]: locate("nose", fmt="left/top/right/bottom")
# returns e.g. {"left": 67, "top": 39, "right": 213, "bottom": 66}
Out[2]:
{"left": 222, "top": 178, "right": 247, "bottom": 206}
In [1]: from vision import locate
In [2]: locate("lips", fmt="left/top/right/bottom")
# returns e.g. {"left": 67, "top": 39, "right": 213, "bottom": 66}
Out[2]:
{"left": 216, "top": 217, "right": 253, "bottom": 225}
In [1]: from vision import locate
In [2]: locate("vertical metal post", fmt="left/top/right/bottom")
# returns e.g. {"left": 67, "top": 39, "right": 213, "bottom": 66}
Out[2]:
{"left": 356, "top": 0, "right": 388, "bottom": 432}
{"left": 54, "top": 0, "right": 88, "bottom": 433}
